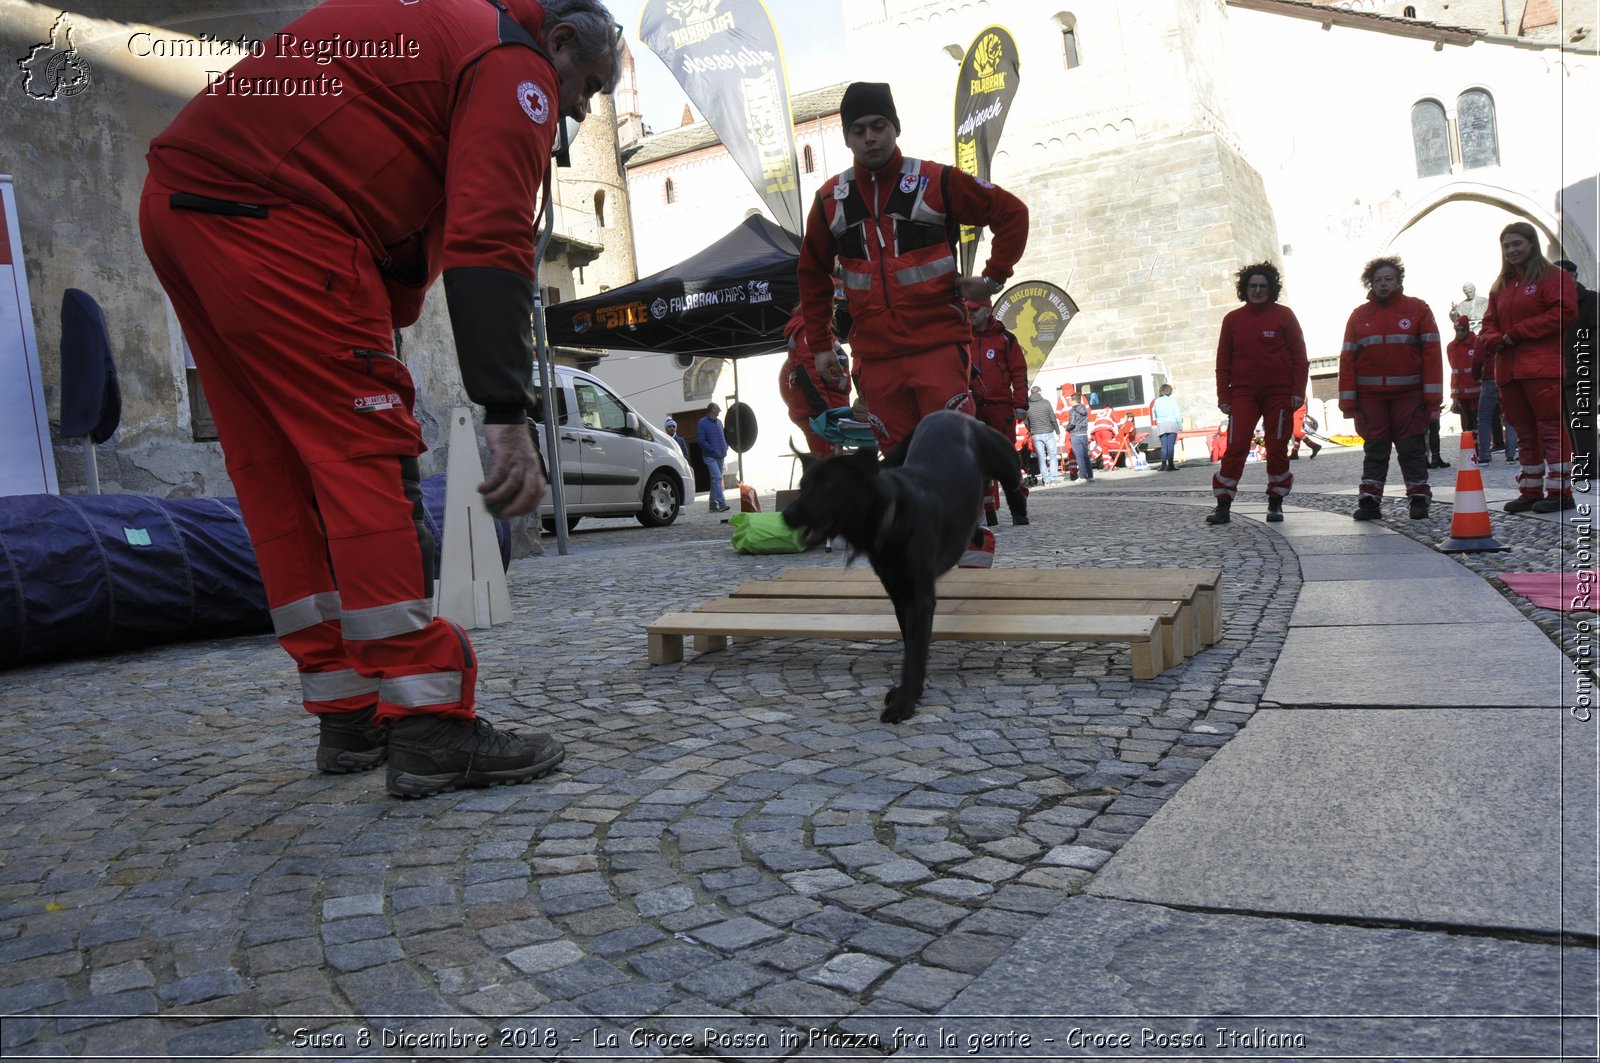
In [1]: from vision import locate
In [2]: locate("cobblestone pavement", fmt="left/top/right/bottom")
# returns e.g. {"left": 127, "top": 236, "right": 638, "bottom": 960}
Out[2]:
{"left": 0, "top": 447, "right": 1585, "bottom": 1060}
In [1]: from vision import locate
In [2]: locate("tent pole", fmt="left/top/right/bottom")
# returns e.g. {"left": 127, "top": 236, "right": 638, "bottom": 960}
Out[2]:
{"left": 733, "top": 357, "right": 744, "bottom": 485}
{"left": 532, "top": 169, "right": 570, "bottom": 555}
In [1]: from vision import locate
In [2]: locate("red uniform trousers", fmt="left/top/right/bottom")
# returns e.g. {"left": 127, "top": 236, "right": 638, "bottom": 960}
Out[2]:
{"left": 855, "top": 345, "right": 975, "bottom": 451}
{"left": 1499, "top": 377, "right": 1571, "bottom": 500}
{"left": 974, "top": 400, "right": 1015, "bottom": 516}
{"left": 1352, "top": 392, "right": 1432, "bottom": 501}
{"left": 1212, "top": 392, "right": 1295, "bottom": 500}
{"left": 140, "top": 180, "right": 477, "bottom": 725}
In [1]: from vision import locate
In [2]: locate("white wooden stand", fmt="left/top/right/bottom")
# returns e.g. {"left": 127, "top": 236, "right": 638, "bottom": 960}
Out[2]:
{"left": 434, "top": 407, "right": 513, "bottom": 629}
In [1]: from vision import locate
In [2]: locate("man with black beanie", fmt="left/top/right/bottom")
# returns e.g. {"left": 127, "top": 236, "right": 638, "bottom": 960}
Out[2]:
{"left": 797, "top": 81, "right": 1029, "bottom": 450}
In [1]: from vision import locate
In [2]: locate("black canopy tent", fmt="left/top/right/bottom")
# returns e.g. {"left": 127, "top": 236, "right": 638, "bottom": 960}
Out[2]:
{"left": 545, "top": 213, "right": 800, "bottom": 357}
{"left": 544, "top": 214, "right": 804, "bottom": 484}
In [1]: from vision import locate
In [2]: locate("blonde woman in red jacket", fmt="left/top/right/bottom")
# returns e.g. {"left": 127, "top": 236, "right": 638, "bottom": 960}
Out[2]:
{"left": 1338, "top": 256, "right": 1444, "bottom": 521}
{"left": 1476, "top": 222, "right": 1580, "bottom": 512}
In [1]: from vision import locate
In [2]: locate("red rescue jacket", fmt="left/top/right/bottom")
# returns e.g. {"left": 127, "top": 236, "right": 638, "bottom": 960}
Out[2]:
{"left": 1215, "top": 302, "right": 1308, "bottom": 404}
{"left": 1478, "top": 268, "right": 1579, "bottom": 384}
{"left": 797, "top": 148, "right": 1027, "bottom": 361}
{"left": 146, "top": 0, "right": 558, "bottom": 419}
{"left": 779, "top": 313, "right": 849, "bottom": 421}
{"left": 1447, "top": 335, "right": 1481, "bottom": 403}
{"left": 1338, "top": 292, "right": 1443, "bottom": 412}
{"left": 969, "top": 320, "right": 1028, "bottom": 407}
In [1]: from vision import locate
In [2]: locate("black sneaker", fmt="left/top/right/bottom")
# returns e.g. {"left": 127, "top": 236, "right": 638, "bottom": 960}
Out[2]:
{"left": 1503, "top": 495, "right": 1540, "bottom": 514}
{"left": 1408, "top": 496, "right": 1430, "bottom": 520}
{"left": 1266, "top": 497, "right": 1284, "bottom": 523}
{"left": 1531, "top": 495, "right": 1576, "bottom": 513}
{"left": 386, "top": 715, "right": 565, "bottom": 799}
{"left": 1353, "top": 499, "right": 1382, "bottom": 521}
{"left": 316, "top": 705, "right": 387, "bottom": 774}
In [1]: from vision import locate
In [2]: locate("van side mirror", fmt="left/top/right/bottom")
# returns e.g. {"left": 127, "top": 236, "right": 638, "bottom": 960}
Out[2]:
{"left": 624, "top": 411, "right": 639, "bottom": 435}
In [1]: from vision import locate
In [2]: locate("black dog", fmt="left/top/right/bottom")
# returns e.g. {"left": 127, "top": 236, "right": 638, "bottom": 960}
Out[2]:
{"left": 781, "top": 410, "right": 1029, "bottom": 724}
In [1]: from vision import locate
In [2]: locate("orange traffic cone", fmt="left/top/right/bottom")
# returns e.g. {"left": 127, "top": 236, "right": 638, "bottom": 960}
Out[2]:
{"left": 1440, "top": 431, "right": 1510, "bottom": 553}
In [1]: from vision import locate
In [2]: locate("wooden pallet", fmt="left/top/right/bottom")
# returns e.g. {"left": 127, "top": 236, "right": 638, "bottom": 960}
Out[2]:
{"left": 697, "top": 595, "right": 1195, "bottom": 665}
{"left": 758, "top": 565, "right": 1223, "bottom": 647}
{"left": 646, "top": 566, "right": 1221, "bottom": 680}
{"left": 647, "top": 610, "right": 1166, "bottom": 678}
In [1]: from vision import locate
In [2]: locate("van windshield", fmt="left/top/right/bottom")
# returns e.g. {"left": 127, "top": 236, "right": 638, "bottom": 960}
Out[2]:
{"left": 1081, "top": 376, "right": 1144, "bottom": 408}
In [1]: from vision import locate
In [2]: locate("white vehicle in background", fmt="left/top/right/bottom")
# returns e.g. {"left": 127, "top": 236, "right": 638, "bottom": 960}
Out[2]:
{"left": 528, "top": 365, "right": 692, "bottom": 531}
{"left": 1032, "top": 356, "right": 1172, "bottom": 448}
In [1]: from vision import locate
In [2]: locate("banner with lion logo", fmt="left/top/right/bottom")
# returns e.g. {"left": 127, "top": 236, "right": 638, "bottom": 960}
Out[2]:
{"left": 953, "top": 26, "right": 1021, "bottom": 275}
{"left": 640, "top": 0, "right": 803, "bottom": 235}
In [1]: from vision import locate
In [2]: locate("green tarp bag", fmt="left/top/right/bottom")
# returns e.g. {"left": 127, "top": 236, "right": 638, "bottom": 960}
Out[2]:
{"left": 729, "top": 511, "right": 809, "bottom": 554}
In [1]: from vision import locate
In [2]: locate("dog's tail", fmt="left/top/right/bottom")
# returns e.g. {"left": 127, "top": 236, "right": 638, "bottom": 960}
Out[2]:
{"left": 975, "top": 421, "right": 1030, "bottom": 524}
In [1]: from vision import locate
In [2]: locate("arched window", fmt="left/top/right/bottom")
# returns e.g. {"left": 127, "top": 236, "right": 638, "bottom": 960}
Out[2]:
{"left": 1457, "top": 89, "right": 1500, "bottom": 169}
{"left": 593, "top": 190, "right": 606, "bottom": 228}
{"left": 1403, "top": 5, "right": 1416, "bottom": 17}
{"left": 1058, "top": 13, "right": 1081, "bottom": 69}
{"left": 664, "top": 177, "right": 676, "bottom": 205}
{"left": 802, "top": 144, "right": 814, "bottom": 174}
{"left": 1410, "top": 99, "right": 1450, "bottom": 178}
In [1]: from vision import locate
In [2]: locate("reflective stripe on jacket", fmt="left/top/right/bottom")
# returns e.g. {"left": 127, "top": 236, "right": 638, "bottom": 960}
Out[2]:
{"left": 1337, "top": 293, "right": 1443, "bottom": 408}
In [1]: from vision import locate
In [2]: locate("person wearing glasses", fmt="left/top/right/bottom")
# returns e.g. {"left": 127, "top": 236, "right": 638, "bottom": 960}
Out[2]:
{"left": 1208, "top": 262, "right": 1308, "bottom": 525}
{"left": 140, "top": 0, "right": 623, "bottom": 799}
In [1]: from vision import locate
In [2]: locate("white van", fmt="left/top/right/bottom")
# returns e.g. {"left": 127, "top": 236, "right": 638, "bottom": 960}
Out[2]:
{"left": 529, "top": 364, "right": 693, "bottom": 531}
{"left": 1032, "top": 355, "right": 1171, "bottom": 437}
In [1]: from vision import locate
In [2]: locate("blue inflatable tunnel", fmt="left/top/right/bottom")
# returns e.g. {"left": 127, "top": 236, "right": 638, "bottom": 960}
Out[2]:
{"left": 0, "top": 476, "right": 508, "bottom": 669}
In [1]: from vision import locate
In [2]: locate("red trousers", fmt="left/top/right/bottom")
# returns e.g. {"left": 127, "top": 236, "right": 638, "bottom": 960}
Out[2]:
{"left": 856, "top": 346, "right": 974, "bottom": 450}
{"left": 1500, "top": 377, "right": 1572, "bottom": 499}
{"left": 974, "top": 401, "right": 1015, "bottom": 514}
{"left": 1352, "top": 392, "right": 1432, "bottom": 500}
{"left": 140, "top": 179, "right": 477, "bottom": 724}
{"left": 1213, "top": 393, "right": 1295, "bottom": 500}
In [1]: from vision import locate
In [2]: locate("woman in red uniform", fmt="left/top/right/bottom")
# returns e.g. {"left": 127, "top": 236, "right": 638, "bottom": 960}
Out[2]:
{"left": 1209, "top": 262, "right": 1307, "bottom": 524}
{"left": 1337, "top": 257, "right": 1443, "bottom": 521}
{"left": 1476, "top": 222, "right": 1579, "bottom": 512}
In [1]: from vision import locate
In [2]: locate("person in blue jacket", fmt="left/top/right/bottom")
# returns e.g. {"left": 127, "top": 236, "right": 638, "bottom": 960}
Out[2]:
{"left": 664, "top": 417, "right": 691, "bottom": 460}
{"left": 695, "top": 403, "right": 730, "bottom": 512}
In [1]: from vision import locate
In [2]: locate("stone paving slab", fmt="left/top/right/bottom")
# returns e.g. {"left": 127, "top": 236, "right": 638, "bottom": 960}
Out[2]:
{"left": 915, "top": 895, "right": 1591, "bottom": 1061}
{"left": 1263, "top": 622, "right": 1572, "bottom": 707}
{"left": 1297, "top": 550, "right": 1473, "bottom": 581}
{"left": 1262, "top": 533, "right": 1441, "bottom": 556}
{"left": 1290, "top": 577, "right": 1525, "bottom": 626}
{"left": 1087, "top": 709, "right": 1597, "bottom": 936}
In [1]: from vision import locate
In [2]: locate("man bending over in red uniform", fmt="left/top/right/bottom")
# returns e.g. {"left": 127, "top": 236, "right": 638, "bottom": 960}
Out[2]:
{"left": 797, "top": 82, "right": 1029, "bottom": 451}
{"left": 141, "top": 0, "right": 622, "bottom": 798}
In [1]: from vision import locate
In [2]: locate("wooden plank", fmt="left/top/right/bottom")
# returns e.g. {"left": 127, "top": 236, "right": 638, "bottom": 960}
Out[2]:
{"left": 695, "top": 596, "right": 1192, "bottom": 663}
{"left": 774, "top": 565, "right": 1221, "bottom": 589}
{"left": 763, "top": 566, "right": 1222, "bottom": 647}
{"left": 646, "top": 611, "right": 1164, "bottom": 679}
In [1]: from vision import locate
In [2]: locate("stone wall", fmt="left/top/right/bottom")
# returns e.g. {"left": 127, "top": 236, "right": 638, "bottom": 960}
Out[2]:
{"left": 1011, "top": 131, "right": 1280, "bottom": 412}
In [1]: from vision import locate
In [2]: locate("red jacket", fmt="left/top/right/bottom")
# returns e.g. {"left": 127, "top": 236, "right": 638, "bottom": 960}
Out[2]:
{"left": 1215, "top": 302, "right": 1308, "bottom": 404}
{"left": 147, "top": 0, "right": 558, "bottom": 419}
{"left": 1338, "top": 292, "right": 1443, "bottom": 412}
{"left": 969, "top": 320, "right": 1028, "bottom": 407}
{"left": 779, "top": 312, "right": 849, "bottom": 420}
{"left": 1447, "top": 334, "right": 1481, "bottom": 403}
{"left": 1090, "top": 408, "right": 1117, "bottom": 437}
{"left": 1478, "top": 268, "right": 1579, "bottom": 384}
{"left": 798, "top": 148, "right": 1028, "bottom": 361}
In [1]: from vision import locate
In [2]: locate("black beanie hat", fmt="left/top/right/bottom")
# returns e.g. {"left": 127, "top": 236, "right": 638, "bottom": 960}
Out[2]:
{"left": 840, "top": 82, "right": 900, "bottom": 133}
